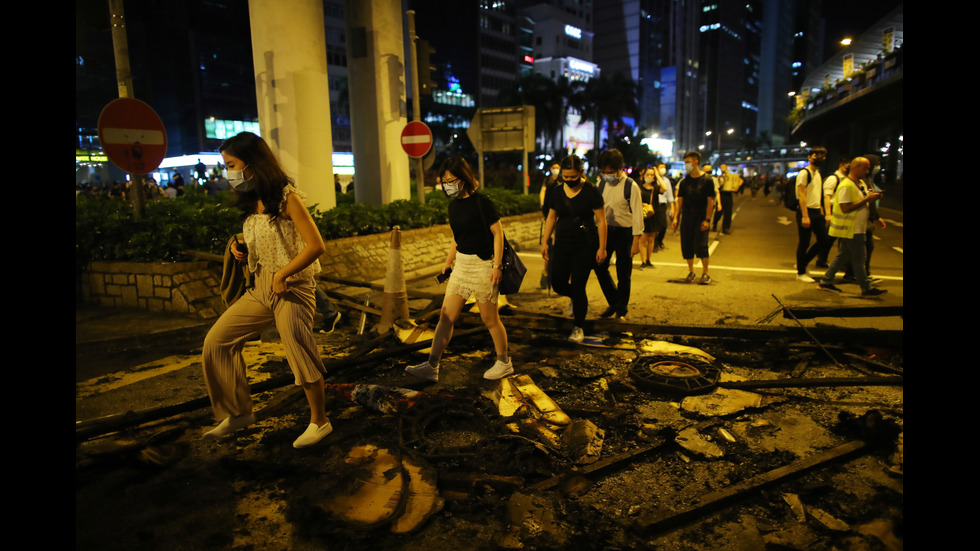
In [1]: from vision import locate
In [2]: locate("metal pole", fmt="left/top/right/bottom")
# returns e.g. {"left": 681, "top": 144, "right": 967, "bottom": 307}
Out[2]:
{"left": 108, "top": 0, "right": 145, "bottom": 219}
{"left": 407, "top": 10, "right": 426, "bottom": 204}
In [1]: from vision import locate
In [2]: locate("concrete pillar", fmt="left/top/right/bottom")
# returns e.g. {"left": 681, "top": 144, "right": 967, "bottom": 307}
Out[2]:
{"left": 248, "top": 0, "right": 336, "bottom": 211}
{"left": 344, "top": 0, "right": 411, "bottom": 206}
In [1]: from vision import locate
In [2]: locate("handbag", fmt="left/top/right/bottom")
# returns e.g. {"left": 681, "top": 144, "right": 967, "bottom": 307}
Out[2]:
{"left": 477, "top": 196, "right": 526, "bottom": 295}
{"left": 498, "top": 238, "right": 527, "bottom": 295}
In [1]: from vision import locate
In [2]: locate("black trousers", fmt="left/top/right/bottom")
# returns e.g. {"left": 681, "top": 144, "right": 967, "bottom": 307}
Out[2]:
{"left": 549, "top": 237, "right": 597, "bottom": 327}
{"left": 795, "top": 208, "right": 831, "bottom": 274}
{"left": 712, "top": 191, "right": 734, "bottom": 231}
{"left": 594, "top": 226, "right": 634, "bottom": 317}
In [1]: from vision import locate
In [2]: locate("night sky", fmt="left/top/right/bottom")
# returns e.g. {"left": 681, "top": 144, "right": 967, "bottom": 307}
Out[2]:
{"left": 820, "top": 0, "right": 902, "bottom": 44}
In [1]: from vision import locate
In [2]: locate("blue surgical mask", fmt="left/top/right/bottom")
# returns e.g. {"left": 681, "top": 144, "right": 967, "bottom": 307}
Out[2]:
{"left": 227, "top": 166, "right": 254, "bottom": 192}
{"left": 601, "top": 173, "right": 619, "bottom": 184}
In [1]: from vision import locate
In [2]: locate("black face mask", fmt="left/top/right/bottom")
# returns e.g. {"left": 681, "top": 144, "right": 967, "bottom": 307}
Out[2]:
{"left": 563, "top": 177, "right": 583, "bottom": 187}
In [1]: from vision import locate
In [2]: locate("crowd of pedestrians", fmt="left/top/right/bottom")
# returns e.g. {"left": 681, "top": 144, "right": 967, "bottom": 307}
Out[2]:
{"left": 75, "top": 166, "right": 229, "bottom": 200}
{"left": 103, "top": 132, "right": 889, "bottom": 451}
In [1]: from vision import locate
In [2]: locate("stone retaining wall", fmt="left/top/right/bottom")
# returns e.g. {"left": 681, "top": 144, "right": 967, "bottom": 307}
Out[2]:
{"left": 80, "top": 212, "right": 544, "bottom": 319}
{"left": 81, "top": 261, "right": 226, "bottom": 319}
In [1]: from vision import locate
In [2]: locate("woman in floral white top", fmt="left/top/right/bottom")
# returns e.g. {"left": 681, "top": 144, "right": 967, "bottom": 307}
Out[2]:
{"left": 201, "top": 132, "right": 333, "bottom": 449}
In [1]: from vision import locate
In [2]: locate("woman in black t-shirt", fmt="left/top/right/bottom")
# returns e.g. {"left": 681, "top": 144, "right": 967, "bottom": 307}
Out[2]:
{"left": 541, "top": 155, "right": 608, "bottom": 343}
{"left": 405, "top": 156, "right": 513, "bottom": 383}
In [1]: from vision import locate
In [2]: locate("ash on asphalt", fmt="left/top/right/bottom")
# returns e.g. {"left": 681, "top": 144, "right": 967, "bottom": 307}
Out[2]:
{"left": 76, "top": 300, "right": 903, "bottom": 551}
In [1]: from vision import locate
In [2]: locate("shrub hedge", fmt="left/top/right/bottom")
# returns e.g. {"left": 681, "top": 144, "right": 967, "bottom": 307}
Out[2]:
{"left": 75, "top": 185, "right": 539, "bottom": 273}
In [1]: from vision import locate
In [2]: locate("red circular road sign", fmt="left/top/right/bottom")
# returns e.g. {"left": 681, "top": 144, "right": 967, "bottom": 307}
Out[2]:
{"left": 97, "top": 98, "right": 168, "bottom": 174}
{"left": 401, "top": 121, "right": 433, "bottom": 158}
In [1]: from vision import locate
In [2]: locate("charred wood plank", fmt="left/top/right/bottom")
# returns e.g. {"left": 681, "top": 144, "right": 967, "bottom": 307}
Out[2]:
{"left": 719, "top": 376, "right": 902, "bottom": 389}
{"left": 505, "top": 308, "right": 902, "bottom": 347}
{"left": 636, "top": 440, "right": 870, "bottom": 534}
{"left": 781, "top": 305, "right": 904, "bottom": 320}
{"left": 319, "top": 275, "right": 443, "bottom": 299}
{"left": 75, "top": 326, "right": 487, "bottom": 442}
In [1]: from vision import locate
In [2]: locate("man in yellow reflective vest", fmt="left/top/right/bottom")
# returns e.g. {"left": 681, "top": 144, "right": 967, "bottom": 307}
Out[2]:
{"left": 816, "top": 157, "right": 886, "bottom": 296}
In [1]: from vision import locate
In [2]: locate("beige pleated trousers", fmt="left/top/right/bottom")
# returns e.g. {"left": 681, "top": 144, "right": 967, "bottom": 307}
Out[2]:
{"left": 202, "top": 268, "right": 326, "bottom": 421}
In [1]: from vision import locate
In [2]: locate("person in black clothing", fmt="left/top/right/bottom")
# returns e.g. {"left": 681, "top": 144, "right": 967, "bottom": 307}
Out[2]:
{"left": 637, "top": 166, "right": 664, "bottom": 268}
{"left": 405, "top": 156, "right": 512, "bottom": 383}
{"left": 672, "top": 151, "right": 715, "bottom": 284}
{"left": 541, "top": 155, "right": 608, "bottom": 343}
{"left": 538, "top": 161, "right": 563, "bottom": 289}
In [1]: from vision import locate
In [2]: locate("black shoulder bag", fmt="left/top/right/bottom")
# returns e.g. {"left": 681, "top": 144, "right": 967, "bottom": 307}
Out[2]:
{"left": 477, "top": 195, "right": 527, "bottom": 295}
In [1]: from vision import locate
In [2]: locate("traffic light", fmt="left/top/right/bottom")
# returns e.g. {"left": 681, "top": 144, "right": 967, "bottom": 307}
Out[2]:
{"left": 416, "top": 39, "right": 436, "bottom": 96}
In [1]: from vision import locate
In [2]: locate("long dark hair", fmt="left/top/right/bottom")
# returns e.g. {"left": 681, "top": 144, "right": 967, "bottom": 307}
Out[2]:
{"left": 438, "top": 156, "right": 480, "bottom": 196}
{"left": 220, "top": 132, "right": 293, "bottom": 220}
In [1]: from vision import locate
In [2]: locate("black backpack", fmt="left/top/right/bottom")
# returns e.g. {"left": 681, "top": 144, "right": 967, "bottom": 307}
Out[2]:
{"left": 785, "top": 167, "right": 811, "bottom": 211}
{"left": 598, "top": 177, "right": 635, "bottom": 214}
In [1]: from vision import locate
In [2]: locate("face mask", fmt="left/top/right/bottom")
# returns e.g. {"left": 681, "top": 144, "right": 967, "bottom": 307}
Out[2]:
{"left": 550, "top": 168, "right": 560, "bottom": 177}
{"left": 659, "top": 167, "right": 667, "bottom": 176}
{"left": 872, "top": 166, "right": 881, "bottom": 177}
{"left": 227, "top": 166, "right": 254, "bottom": 192}
{"left": 563, "top": 177, "right": 582, "bottom": 187}
{"left": 601, "top": 174, "right": 618, "bottom": 184}
{"left": 684, "top": 162, "right": 694, "bottom": 173}
{"left": 443, "top": 180, "right": 461, "bottom": 198}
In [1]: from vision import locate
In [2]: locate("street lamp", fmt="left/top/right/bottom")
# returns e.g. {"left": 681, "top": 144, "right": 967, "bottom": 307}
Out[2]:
{"left": 706, "top": 128, "right": 735, "bottom": 153}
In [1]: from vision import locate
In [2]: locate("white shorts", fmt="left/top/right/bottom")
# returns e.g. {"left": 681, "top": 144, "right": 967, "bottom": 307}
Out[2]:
{"left": 446, "top": 252, "right": 498, "bottom": 304}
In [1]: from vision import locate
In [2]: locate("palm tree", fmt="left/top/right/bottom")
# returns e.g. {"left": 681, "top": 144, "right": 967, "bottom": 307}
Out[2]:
{"left": 574, "top": 72, "right": 640, "bottom": 167}
{"left": 501, "top": 73, "right": 566, "bottom": 152}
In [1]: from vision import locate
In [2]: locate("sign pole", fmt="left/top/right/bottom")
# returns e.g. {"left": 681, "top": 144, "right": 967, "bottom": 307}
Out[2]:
{"left": 108, "top": 0, "right": 145, "bottom": 218}
{"left": 407, "top": 10, "right": 426, "bottom": 205}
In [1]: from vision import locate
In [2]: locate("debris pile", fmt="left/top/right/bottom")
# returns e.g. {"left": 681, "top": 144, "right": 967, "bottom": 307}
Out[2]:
{"left": 75, "top": 260, "right": 904, "bottom": 550}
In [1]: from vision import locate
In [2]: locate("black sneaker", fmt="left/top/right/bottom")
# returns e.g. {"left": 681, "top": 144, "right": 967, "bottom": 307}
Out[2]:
{"left": 685, "top": 272, "right": 696, "bottom": 283}
{"left": 861, "top": 288, "right": 887, "bottom": 297}
{"left": 599, "top": 306, "right": 616, "bottom": 318}
{"left": 818, "top": 283, "right": 842, "bottom": 292}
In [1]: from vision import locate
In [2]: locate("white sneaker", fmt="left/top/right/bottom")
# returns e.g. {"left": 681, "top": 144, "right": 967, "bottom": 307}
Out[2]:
{"left": 483, "top": 358, "right": 514, "bottom": 380}
{"left": 568, "top": 327, "right": 585, "bottom": 343}
{"left": 293, "top": 419, "right": 333, "bottom": 448}
{"left": 796, "top": 274, "right": 815, "bottom": 283}
{"left": 405, "top": 360, "right": 439, "bottom": 382}
{"left": 203, "top": 412, "right": 256, "bottom": 439}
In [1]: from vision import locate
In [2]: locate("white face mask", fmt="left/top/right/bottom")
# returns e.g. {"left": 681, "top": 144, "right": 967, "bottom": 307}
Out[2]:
{"left": 227, "top": 166, "right": 254, "bottom": 192}
{"left": 684, "top": 162, "right": 695, "bottom": 173}
{"left": 659, "top": 167, "right": 667, "bottom": 176}
{"left": 601, "top": 173, "right": 619, "bottom": 184}
{"left": 550, "top": 168, "right": 560, "bottom": 177}
{"left": 443, "top": 180, "right": 461, "bottom": 198}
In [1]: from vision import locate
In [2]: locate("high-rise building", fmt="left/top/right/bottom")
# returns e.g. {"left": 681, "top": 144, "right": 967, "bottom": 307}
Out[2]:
{"left": 323, "top": 0, "right": 352, "bottom": 155}
{"left": 409, "top": 0, "right": 532, "bottom": 108}
{"left": 520, "top": 2, "right": 598, "bottom": 155}
{"left": 76, "top": 0, "right": 259, "bottom": 184}
{"left": 757, "top": 0, "right": 798, "bottom": 146}
{"left": 697, "top": 0, "right": 764, "bottom": 155}
{"left": 593, "top": 0, "right": 702, "bottom": 158}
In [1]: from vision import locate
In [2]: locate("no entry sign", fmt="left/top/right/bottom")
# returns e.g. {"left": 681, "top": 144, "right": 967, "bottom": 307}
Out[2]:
{"left": 400, "top": 121, "right": 433, "bottom": 158}
{"left": 97, "top": 98, "right": 168, "bottom": 174}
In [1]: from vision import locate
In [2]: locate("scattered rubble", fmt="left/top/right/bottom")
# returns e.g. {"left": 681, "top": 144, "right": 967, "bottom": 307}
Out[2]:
{"left": 76, "top": 276, "right": 904, "bottom": 551}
